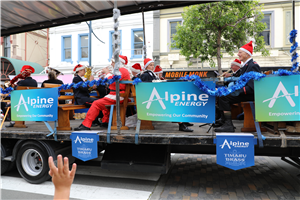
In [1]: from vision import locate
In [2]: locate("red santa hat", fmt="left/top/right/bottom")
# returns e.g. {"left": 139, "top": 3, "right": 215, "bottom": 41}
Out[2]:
{"left": 73, "top": 64, "right": 86, "bottom": 73}
{"left": 239, "top": 41, "right": 253, "bottom": 56}
{"left": 130, "top": 63, "right": 142, "bottom": 73}
{"left": 21, "top": 65, "right": 35, "bottom": 73}
{"left": 143, "top": 58, "right": 154, "bottom": 70}
{"left": 119, "top": 55, "right": 128, "bottom": 65}
{"left": 231, "top": 59, "right": 242, "bottom": 68}
{"left": 153, "top": 65, "right": 163, "bottom": 74}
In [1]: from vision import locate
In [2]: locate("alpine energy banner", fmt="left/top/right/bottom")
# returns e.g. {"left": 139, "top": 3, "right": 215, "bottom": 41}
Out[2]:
{"left": 11, "top": 88, "right": 58, "bottom": 121}
{"left": 135, "top": 81, "right": 215, "bottom": 123}
{"left": 255, "top": 75, "right": 300, "bottom": 121}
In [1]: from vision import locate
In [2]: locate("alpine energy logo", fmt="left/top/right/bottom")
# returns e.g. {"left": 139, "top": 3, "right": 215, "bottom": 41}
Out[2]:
{"left": 14, "top": 93, "right": 54, "bottom": 112}
{"left": 263, "top": 81, "right": 298, "bottom": 108}
{"left": 142, "top": 87, "right": 166, "bottom": 110}
{"left": 142, "top": 87, "right": 209, "bottom": 110}
{"left": 74, "top": 136, "right": 94, "bottom": 144}
{"left": 220, "top": 139, "right": 250, "bottom": 149}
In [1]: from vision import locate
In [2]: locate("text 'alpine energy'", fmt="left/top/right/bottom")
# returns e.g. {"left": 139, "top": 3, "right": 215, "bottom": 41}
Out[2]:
{"left": 15, "top": 94, "right": 54, "bottom": 111}
{"left": 143, "top": 87, "right": 209, "bottom": 110}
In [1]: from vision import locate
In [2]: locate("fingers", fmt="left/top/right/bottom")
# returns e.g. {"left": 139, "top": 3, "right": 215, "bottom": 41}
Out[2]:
{"left": 57, "top": 155, "right": 63, "bottom": 174}
{"left": 63, "top": 157, "right": 69, "bottom": 174}
{"left": 70, "top": 163, "right": 77, "bottom": 178}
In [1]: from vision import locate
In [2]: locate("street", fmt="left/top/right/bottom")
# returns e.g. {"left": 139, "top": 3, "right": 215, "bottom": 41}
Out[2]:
{"left": 1, "top": 154, "right": 300, "bottom": 200}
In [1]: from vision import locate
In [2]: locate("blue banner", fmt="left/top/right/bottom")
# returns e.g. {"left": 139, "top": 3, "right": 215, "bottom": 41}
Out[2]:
{"left": 214, "top": 133, "right": 256, "bottom": 170}
{"left": 11, "top": 88, "right": 58, "bottom": 121}
{"left": 255, "top": 75, "right": 300, "bottom": 121}
{"left": 70, "top": 131, "right": 99, "bottom": 162}
{"left": 135, "top": 81, "right": 215, "bottom": 123}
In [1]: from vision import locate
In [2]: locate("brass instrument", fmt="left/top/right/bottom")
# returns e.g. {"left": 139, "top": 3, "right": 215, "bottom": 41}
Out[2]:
{"left": 218, "top": 69, "right": 233, "bottom": 78}
{"left": 84, "top": 66, "right": 94, "bottom": 91}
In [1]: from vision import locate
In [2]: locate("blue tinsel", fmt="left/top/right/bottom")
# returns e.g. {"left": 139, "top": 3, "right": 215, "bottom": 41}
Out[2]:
{"left": 289, "top": 29, "right": 297, "bottom": 43}
{"left": 1, "top": 87, "right": 14, "bottom": 94}
{"left": 193, "top": 71, "right": 266, "bottom": 97}
{"left": 132, "top": 78, "right": 142, "bottom": 85}
{"left": 273, "top": 69, "right": 300, "bottom": 76}
{"left": 289, "top": 29, "right": 299, "bottom": 71}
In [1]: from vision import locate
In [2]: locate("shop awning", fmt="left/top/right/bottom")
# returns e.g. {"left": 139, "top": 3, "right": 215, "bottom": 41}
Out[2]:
{"left": 1, "top": 1, "right": 210, "bottom": 37}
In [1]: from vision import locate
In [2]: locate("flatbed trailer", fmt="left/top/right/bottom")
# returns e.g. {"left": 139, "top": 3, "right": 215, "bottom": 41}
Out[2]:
{"left": 2, "top": 120, "right": 300, "bottom": 184}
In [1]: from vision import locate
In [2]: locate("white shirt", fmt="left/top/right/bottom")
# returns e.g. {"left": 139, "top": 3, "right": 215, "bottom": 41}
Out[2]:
{"left": 242, "top": 57, "right": 252, "bottom": 68}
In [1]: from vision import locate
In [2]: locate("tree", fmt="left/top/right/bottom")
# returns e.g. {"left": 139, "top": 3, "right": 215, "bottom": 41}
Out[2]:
{"left": 172, "top": 0, "right": 269, "bottom": 74}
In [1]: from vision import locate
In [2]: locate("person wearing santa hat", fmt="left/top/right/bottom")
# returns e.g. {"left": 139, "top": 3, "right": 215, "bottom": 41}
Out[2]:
{"left": 215, "top": 41, "right": 261, "bottom": 132}
{"left": 72, "top": 64, "right": 98, "bottom": 106}
{"left": 17, "top": 65, "right": 37, "bottom": 87}
{"left": 111, "top": 55, "right": 133, "bottom": 78}
{"left": 6, "top": 65, "right": 37, "bottom": 128}
{"left": 74, "top": 55, "right": 131, "bottom": 131}
{"left": 223, "top": 59, "right": 242, "bottom": 78}
{"left": 140, "top": 58, "right": 159, "bottom": 82}
{"left": 153, "top": 65, "right": 165, "bottom": 80}
{"left": 130, "top": 63, "right": 142, "bottom": 80}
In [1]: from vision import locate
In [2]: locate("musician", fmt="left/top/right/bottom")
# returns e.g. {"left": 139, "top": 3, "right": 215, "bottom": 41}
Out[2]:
{"left": 41, "top": 69, "right": 64, "bottom": 87}
{"left": 140, "top": 58, "right": 159, "bottom": 82}
{"left": 214, "top": 41, "right": 261, "bottom": 132}
{"left": 17, "top": 65, "right": 37, "bottom": 87}
{"left": 6, "top": 65, "right": 37, "bottom": 127}
{"left": 130, "top": 63, "right": 142, "bottom": 80}
{"left": 224, "top": 59, "right": 242, "bottom": 78}
{"left": 153, "top": 65, "right": 165, "bottom": 80}
{"left": 72, "top": 64, "right": 98, "bottom": 106}
{"left": 74, "top": 55, "right": 131, "bottom": 131}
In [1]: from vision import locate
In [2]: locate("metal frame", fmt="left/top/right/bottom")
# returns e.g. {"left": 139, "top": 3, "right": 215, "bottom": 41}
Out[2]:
{"left": 1, "top": 1, "right": 211, "bottom": 36}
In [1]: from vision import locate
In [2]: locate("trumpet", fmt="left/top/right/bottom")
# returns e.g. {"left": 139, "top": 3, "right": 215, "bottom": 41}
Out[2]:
{"left": 218, "top": 69, "right": 233, "bottom": 78}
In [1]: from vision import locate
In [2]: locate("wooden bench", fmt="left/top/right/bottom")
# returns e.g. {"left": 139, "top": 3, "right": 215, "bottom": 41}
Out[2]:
{"left": 241, "top": 102, "right": 266, "bottom": 132}
{"left": 43, "top": 83, "right": 100, "bottom": 131}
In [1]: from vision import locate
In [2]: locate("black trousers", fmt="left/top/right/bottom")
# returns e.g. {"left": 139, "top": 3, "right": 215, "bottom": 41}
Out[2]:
{"left": 219, "top": 93, "right": 254, "bottom": 111}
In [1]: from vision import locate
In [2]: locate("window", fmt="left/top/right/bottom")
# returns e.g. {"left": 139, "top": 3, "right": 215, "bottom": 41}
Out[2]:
{"left": 285, "top": 11, "right": 292, "bottom": 45}
{"left": 4, "top": 36, "right": 10, "bottom": 58}
{"left": 78, "top": 34, "right": 88, "bottom": 61}
{"left": 260, "top": 14, "right": 271, "bottom": 46}
{"left": 62, "top": 35, "right": 72, "bottom": 62}
{"left": 131, "top": 29, "right": 144, "bottom": 59}
{"left": 109, "top": 30, "right": 122, "bottom": 61}
{"left": 168, "top": 20, "right": 182, "bottom": 51}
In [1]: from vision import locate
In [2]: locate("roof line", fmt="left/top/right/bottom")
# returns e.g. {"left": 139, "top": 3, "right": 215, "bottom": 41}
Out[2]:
{"left": 65, "top": 1, "right": 86, "bottom": 15}
{"left": 82, "top": 0, "right": 98, "bottom": 13}
{"left": 1, "top": 7, "right": 36, "bottom": 24}
{"left": 37, "top": 1, "right": 68, "bottom": 18}
{"left": 12, "top": 1, "right": 52, "bottom": 21}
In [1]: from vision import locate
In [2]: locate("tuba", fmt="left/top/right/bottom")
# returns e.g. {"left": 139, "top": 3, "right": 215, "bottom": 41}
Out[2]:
{"left": 5, "top": 71, "right": 31, "bottom": 88}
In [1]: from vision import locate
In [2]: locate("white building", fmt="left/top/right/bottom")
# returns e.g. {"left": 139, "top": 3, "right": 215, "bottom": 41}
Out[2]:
{"left": 49, "top": 11, "right": 153, "bottom": 74}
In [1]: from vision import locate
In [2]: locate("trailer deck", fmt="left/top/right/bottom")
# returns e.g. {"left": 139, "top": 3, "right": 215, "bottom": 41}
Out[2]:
{"left": 2, "top": 120, "right": 300, "bottom": 149}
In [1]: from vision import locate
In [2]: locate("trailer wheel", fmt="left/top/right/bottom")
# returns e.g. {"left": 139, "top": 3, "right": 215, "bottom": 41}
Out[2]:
{"left": 0, "top": 158, "right": 10, "bottom": 175}
{"left": 16, "top": 141, "right": 55, "bottom": 184}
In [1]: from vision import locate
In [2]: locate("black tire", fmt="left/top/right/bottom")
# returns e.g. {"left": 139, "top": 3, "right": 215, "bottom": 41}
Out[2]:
{"left": 16, "top": 141, "right": 55, "bottom": 184}
{"left": 0, "top": 158, "right": 10, "bottom": 175}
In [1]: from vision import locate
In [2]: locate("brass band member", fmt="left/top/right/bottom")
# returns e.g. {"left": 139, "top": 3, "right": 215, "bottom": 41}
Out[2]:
{"left": 224, "top": 59, "right": 242, "bottom": 78}
{"left": 215, "top": 41, "right": 261, "bottom": 132}
{"left": 153, "top": 65, "right": 165, "bottom": 80}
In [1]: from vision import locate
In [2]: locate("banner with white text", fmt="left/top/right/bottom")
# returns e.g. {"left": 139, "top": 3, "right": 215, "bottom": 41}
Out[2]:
{"left": 135, "top": 81, "right": 215, "bottom": 123}
{"left": 11, "top": 88, "right": 58, "bottom": 121}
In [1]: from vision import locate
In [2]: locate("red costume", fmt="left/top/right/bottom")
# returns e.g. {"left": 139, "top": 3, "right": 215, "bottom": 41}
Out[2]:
{"left": 81, "top": 67, "right": 131, "bottom": 128}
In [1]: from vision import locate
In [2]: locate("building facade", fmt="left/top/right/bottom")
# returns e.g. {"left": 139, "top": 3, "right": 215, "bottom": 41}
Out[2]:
{"left": 49, "top": 11, "right": 153, "bottom": 74}
{"left": 0, "top": 30, "right": 49, "bottom": 67}
{"left": 153, "top": 1, "right": 300, "bottom": 71}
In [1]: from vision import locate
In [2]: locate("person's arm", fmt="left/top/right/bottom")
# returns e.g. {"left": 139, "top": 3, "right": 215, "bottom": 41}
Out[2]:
{"left": 48, "top": 155, "right": 77, "bottom": 200}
